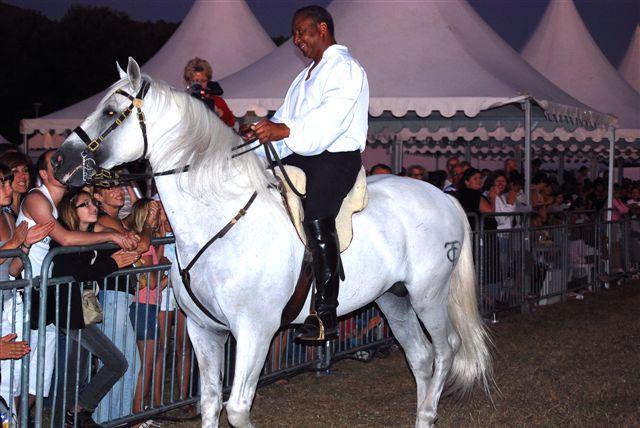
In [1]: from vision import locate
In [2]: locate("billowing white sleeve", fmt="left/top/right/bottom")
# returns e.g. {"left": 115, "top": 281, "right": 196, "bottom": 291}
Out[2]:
{"left": 280, "top": 61, "right": 365, "bottom": 156}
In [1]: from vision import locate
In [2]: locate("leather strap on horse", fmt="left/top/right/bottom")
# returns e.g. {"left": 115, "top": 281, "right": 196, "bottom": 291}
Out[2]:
{"left": 74, "top": 80, "right": 151, "bottom": 159}
{"left": 175, "top": 191, "right": 258, "bottom": 326}
{"left": 263, "top": 142, "right": 306, "bottom": 199}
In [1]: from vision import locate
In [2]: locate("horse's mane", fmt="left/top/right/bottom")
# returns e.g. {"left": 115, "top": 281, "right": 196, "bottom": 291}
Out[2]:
{"left": 143, "top": 78, "right": 276, "bottom": 201}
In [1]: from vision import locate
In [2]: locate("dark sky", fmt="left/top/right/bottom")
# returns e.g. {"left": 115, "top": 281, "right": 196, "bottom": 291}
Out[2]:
{"left": 4, "top": 0, "right": 639, "bottom": 65}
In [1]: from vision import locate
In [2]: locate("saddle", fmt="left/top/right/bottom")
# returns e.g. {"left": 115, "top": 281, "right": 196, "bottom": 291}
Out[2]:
{"left": 278, "top": 165, "right": 368, "bottom": 326}
{"left": 276, "top": 165, "right": 368, "bottom": 252}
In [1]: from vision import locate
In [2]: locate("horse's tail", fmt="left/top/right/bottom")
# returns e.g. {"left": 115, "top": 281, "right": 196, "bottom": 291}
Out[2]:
{"left": 445, "top": 195, "right": 493, "bottom": 397}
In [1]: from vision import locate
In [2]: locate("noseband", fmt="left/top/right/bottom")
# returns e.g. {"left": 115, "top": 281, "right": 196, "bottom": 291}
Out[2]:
{"left": 72, "top": 80, "right": 151, "bottom": 184}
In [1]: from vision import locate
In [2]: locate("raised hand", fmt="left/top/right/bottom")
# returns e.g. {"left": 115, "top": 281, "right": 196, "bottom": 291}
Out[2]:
{"left": 111, "top": 250, "right": 141, "bottom": 268}
{"left": 144, "top": 201, "right": 161, "bottom": 229}
{"left": 0, "top": 333, "right": 30, "bottom": 360}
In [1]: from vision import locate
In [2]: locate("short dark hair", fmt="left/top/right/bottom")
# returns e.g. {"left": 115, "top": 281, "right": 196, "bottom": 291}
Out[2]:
{"left": 0, "top": 151, "right": 32, "bottom": 170}
{"left": 37, "top": 149, "right": 56, "bottom": 172}
{"left": 294, "top": 5, "right": 334, "bottom": 37}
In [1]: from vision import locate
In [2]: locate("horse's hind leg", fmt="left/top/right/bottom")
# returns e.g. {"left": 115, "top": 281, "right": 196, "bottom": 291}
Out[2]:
{"left": 411, "top": 297, "right": 460, "bottom": 428}
{"left": 375, "top": 292, "right": 434, "bottom": 416}
{"left": 187, "top": 319, "right": 228, "bottom": 428}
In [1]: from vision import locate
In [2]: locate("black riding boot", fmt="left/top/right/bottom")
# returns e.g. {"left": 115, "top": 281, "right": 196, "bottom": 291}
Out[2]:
{"left": 295, "top": 217, "right": 340, "bottom": 341}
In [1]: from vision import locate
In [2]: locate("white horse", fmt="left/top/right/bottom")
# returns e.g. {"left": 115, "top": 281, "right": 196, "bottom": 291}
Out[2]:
{"left": 53, "top": 58, "right": 492, "bottom": 428}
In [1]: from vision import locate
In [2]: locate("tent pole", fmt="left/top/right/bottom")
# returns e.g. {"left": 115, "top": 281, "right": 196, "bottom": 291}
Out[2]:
{"left": 22, "top": 133, "right": 28, "bottom": 156}
{"left": 606, "top": 127, "right": 615, "bottom": 218}
{"left": 464, "top": 141, "right": 471, "bottom": 163}
{"left": 558, "top": 151, "right": 565, "bottom": 185}
{"left": 524, "top": 99, "right": 532, "bottom": 207}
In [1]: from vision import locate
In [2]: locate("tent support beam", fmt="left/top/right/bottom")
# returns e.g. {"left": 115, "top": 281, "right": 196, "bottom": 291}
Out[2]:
{"left": 606, "top": 127, "right": 615, "bottom": 218}
{"left": 523, "top": 99, "right": 532, "bottom": 207}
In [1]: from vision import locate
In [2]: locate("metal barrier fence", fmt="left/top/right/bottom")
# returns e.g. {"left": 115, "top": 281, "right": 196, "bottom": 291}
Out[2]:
{"left": 0, "top": 249, "right": 33, "bottom": 428}
{"left": 3, "top": 212, "right": 637, "bottom": 427}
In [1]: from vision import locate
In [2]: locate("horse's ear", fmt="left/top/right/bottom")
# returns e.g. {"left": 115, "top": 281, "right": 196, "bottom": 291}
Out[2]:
{"left": 116, "top": 61, "right": 127, "bottom": 79}
{"left": 126, "top": 57, "right": 142, "bottom": 91}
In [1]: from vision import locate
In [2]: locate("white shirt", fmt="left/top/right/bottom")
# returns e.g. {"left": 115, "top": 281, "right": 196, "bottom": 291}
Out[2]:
{"left": 16, "top": 185, "right": 58, "bottom": 276}
{"left": 270, "top": 44, "right": 369, "bottom": 158}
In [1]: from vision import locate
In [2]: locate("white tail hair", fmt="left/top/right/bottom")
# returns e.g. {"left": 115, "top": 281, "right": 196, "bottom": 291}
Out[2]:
{"left": 445, "top": 195, "right": 494, "bottom": 397}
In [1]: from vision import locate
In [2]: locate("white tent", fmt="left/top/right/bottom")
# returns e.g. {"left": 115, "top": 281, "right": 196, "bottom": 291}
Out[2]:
{"left": 220, "top": 0, "right": 612, "bottom": 203}
{"left": 521, "top": 0, "right": 640, "bottom": 143}
{"left": 20, "top": 0, "right": 275, "bottom": 138}
{"left": 0, "top": 134, "right": 11, "bottom": 145}
{"left": 222, "top": 0, "right": 609, "bottom": 133}
{"left": 619, "top": 24, "right": 640, "bottom": 94}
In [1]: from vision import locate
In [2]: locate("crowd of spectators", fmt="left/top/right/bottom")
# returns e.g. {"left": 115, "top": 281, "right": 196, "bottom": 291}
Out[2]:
{"left": 369, "top": 157, "right": 640, "bottom": 303}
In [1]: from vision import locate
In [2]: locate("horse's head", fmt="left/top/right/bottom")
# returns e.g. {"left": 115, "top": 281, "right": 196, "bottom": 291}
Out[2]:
{"left": 54, "top": 58, "right": 153, "bottom": 187}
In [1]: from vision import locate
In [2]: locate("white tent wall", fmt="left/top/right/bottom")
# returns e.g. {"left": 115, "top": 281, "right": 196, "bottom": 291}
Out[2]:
{"left": 20, "top": 0, "right": 276, "bottom": 149}
{"left": 619, "top": 24, "right": 640, "bottom": 94}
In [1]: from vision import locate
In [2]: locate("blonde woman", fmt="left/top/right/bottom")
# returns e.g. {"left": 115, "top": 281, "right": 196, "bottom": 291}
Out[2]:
{"left": 128, "top": 198, "right": 168, "bottom": 418}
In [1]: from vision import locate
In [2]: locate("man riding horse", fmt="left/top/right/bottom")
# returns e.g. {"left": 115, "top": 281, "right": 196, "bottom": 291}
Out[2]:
{"left": 243, "top": 5, "right": 369, "bottom": 341}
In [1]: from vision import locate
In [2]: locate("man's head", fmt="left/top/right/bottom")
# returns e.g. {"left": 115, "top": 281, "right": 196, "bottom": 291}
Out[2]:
{"left": 446, "top": 157, "right": 459, "bottom": 175}
{"left": 292, "top": 6, "right": 336, "bottom": 63}
{"left": 504, "top": 158, "right": 517, "bottom": 173}
{"left": 408, "top": 165, "right": 425, "bottom": 180}
{"left": 370, "top": 164, "right": 392, "bottom": 175}
{"left": 37, "top": 149, "right": 64, "bottom": 189}
{"left": 184, "top": 57, "right": 212, "bottom": 87}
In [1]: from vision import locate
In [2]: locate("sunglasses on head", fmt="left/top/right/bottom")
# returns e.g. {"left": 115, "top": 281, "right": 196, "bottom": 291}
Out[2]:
{"left": 0, "top": 174, "right": 14, "bottom": 184}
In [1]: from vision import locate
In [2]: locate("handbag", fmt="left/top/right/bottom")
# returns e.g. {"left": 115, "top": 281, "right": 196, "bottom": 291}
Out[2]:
{"left": 82, "top": 284, "right": 103, "bottom": 326}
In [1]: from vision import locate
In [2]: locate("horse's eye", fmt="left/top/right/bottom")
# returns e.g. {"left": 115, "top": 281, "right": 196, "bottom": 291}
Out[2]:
{"left": 104, "top": 109, "right": 116, "bottom": 117}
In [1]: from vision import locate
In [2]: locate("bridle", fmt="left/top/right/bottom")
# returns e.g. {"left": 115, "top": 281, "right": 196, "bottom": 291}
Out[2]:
{"left": 72, "top": 80, "right": 151, "bottom": 185}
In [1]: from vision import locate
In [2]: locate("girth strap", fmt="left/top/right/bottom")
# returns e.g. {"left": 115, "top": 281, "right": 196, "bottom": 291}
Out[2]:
{"left": 175, "top": 191, "right": 258, "bottom": 326}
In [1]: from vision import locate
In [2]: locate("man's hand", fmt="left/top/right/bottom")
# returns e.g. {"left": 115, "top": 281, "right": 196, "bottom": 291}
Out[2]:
{"left": 112, "top": 231, "right": 140, "bottom": 251}
{"left": 0, "top": 333, "right": 30, "bottom": 360}
{"left": 25, "top": 221, "right": 56, "bottom": 246}
{"left": 252, "top": 120, "right": 290, "bottom": 144}
{"left": 239, "top": 123, "right": 257, "bottom": 142}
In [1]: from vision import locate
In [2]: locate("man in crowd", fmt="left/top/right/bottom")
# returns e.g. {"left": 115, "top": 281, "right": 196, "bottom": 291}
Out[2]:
{"left": 243, "top": 5, "right": 369, "bottom": 341}
{"left": 408, "top": 165, "right": 426, "bottom": 181}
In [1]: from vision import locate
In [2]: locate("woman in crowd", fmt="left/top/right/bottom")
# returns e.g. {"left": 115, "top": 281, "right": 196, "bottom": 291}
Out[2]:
{"left": 50, "top": 191, "right": 139, "bottom": 428}
{"left": 0, "top": 152, "right": 32, "bottom": 218}
{"left": 0, "top": 163, "right": 53, "bottom": 411}
{"left": 92, "top": 184, "right": 157, "bottom": 422}
{"left": 127, "top": 198, "right": 167, "bottom": 418}
{"left": 455, "top": 168, "right": 501, "bottom": 304}
{"left": 155, "top": 202, "right": 194, "bottom": 409}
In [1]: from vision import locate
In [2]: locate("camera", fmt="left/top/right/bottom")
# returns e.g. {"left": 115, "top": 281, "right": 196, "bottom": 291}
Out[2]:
{"left": 187, "top": 81, "right": 224, "bottom": 99}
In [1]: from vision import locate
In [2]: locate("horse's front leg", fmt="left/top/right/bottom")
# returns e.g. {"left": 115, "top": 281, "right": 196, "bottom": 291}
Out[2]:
{"left": 187, "top": 318, "right": 229, "bottom": 428}
{"left": 225, "top": 324, "right": 277, "bottom": 428}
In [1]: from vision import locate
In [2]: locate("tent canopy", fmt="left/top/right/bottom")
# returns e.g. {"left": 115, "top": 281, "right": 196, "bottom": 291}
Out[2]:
{"left": 221, "top": 0, "right": 612, "bottom": 144}
{"left": 619, "top": 24, "right": 640, "bottom": 94}
{"left": 20, "top": 0, "right": 275, "bottom": 135}
{"left": 521, "top": 0, "right": 640, "bottom": 142}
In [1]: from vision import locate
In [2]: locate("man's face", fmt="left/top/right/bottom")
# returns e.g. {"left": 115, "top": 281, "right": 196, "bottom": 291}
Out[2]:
{"left": 292, "top": 16, "right": 324, "bottom": 61}
{"left": 452, "top": 165, "right": 464, "bottom": 183}
{"left": 409, "top": 168, "right": 424, "bottom": 180}
{"left": 446, "top": 158, "right": 459, "bottom": 174}
{"left": 505, "top": 159, "right": 517, "bottom": 172}
{"left": 371, "top": 166, "right": 392, "bottom": 175}
{"left": 41, "top": 151, "right": 64, "bottom": 189}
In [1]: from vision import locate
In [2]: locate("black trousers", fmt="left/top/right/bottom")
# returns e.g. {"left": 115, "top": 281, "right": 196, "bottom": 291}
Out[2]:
{"left": 282, "top": 150, "right": 362, "bottom": 220}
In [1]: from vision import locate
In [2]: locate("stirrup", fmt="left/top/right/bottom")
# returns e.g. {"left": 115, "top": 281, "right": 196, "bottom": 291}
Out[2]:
{"left": 295, "top": 312, "right": 337, "bottom": 342}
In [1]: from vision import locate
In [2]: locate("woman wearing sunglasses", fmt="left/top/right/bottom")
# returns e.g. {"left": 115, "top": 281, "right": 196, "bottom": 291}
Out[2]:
{"left": 48, "top": 191, "right": 140, "bottom": 428}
